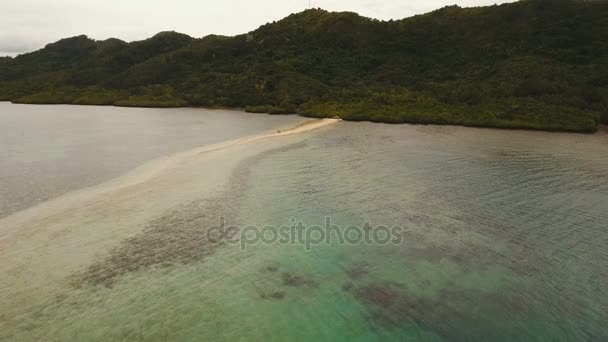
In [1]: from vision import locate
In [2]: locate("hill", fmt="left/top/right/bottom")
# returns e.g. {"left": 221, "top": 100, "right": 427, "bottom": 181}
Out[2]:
{"left": 1, "top": 0, "right": 607, "bottom": 132}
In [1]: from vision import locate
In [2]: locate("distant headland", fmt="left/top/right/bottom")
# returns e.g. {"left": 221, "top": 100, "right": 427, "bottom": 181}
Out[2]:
{"left": 1, "top": 0, "right": 607, "bottom": 132}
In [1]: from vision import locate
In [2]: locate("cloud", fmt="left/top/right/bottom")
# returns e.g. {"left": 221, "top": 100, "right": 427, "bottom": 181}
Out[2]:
{"left": 0, "top": 0, "right": 516, "bottom": 54}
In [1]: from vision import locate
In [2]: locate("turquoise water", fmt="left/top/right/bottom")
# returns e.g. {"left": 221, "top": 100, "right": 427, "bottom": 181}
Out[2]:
{"left": 1, "top": 120, "right": 607, "bottom": 341}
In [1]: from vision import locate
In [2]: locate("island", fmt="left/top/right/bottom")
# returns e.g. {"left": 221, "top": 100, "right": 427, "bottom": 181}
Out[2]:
{"left": 0, "top": 0, "right": 606, "bottom": 132}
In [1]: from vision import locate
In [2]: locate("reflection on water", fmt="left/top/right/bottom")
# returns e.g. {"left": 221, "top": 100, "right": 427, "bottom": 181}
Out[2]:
{"left": 1, "top": 120, "right": 607, "bottom": 341}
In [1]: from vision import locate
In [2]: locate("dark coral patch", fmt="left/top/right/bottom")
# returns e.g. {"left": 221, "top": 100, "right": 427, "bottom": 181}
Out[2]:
{"left": 281, "top": 272, "right": 317, "bottom": 288}
{"left": 264, "top": 266, "right": 279, "bottom": 273}
{"left": 70, "top": 142, "right": 307, "bottom": 289}
{"left": 260, "top": 291, "right": 287, "bottom": 300}
{"left": 345, "top": 263, "right": 369, "bottom": 280}
{"left": 351, "top": 281, "right": 535, "bottom": 340}
{"left": 342, "top": 282, "right": 354, "bottom": 292}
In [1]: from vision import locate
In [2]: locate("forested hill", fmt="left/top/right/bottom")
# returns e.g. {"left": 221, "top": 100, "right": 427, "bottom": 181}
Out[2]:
{"left": 1, "top": 0, "right": 607, "bottom": 132}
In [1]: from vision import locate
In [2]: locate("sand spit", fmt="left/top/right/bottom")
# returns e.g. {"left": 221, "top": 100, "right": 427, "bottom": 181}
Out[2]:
{"left": 0, "top": 117, "right": 339, "bottom": 307}
{"left": 0, "top": 118, "right": 339, "bottom": 239}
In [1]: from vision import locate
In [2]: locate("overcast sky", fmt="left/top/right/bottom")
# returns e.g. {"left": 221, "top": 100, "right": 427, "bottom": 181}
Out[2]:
{"left": 0, "top": 0, "right": 516, "bottom": 56}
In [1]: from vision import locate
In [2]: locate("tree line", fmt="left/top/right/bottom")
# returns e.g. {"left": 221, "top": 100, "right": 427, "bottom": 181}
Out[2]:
{"left": 1, "top": 0, "right": 607, "bottom": 132}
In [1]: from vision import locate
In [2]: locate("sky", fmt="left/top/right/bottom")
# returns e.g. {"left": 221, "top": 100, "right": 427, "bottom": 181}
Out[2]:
{"left": 0, "top": 0, "right": 516, "bottom": 56}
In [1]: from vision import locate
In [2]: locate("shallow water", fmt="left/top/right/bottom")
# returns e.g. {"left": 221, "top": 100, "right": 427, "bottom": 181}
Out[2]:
{"left": 0, "top": 103, "right": 306, "bottom": 217}
{"left": 1, "top": 115, "right": 607, "bottom": 341}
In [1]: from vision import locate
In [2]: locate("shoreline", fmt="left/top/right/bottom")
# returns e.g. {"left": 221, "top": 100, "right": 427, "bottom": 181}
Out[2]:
{"left": 0, "top": 117, "right": 340, "bottom": 306}
{"left": 2, "top": 100, "right": 601, "bottom": 134}
{"left": 0, "top": 118, "right": 340, "bottom": 238}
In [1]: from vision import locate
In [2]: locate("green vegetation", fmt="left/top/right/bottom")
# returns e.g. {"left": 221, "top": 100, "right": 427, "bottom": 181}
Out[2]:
{"left": 1, "top": 0, "right": 607, "bottom": 132}
{"left": 245, "top": 105, "right": 296, "bottom": 114}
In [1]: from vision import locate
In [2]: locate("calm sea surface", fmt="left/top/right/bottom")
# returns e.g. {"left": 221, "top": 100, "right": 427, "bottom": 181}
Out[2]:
{"left": 0, "top": 102, "right": 306, "bottom": 217}
{"left": 1, "top": 104, "right": 607, "bottom": 341}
